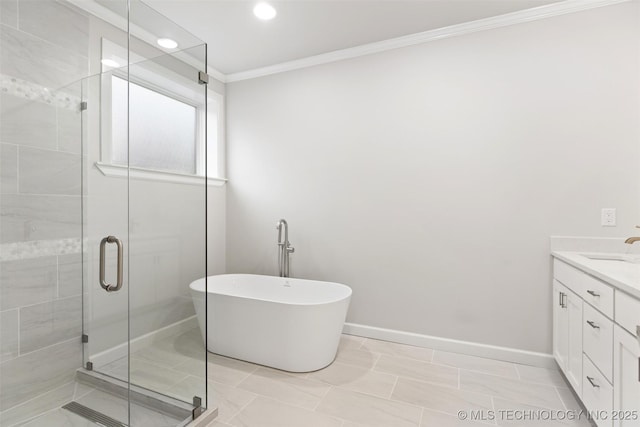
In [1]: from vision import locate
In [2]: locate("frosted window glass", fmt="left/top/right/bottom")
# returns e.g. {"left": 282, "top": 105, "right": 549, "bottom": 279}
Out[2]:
{"left": 111, "top": 76, "right": 197, "bottom": 174}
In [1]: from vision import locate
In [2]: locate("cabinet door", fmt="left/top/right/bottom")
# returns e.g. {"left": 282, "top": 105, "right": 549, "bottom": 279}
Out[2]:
{"left": 566, "top": 288, "right": 583, "bottom": 394}
{"left": 554, "top": 280, "right": 569, "bottom": 371}
{"left": 613, "top": 325, "right": 640, "bottom": 427}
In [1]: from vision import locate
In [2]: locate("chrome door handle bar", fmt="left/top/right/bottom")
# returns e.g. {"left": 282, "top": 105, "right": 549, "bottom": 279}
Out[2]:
{"left": 99, "top": 236, "right": 123, "bottom": 292}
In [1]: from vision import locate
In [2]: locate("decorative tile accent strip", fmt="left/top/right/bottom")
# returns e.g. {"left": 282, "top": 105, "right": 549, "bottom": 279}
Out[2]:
{"left": 0, "top": 74, "right": 81, "bottom": 111}
{"left": 0, "top": 238, "right": 82, "bottom": 261}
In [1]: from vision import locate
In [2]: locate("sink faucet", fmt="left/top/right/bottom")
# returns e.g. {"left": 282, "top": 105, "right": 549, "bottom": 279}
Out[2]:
{"left": 625, "top": 226, "right": 640, "bottom": 244}
{"left": 276, "top": 219, "right": 295, "bottom": 277}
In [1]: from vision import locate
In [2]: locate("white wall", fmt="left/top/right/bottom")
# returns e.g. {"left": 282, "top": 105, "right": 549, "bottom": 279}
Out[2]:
{"left": 226, "top": 2, "right": 640, "bottom": 354}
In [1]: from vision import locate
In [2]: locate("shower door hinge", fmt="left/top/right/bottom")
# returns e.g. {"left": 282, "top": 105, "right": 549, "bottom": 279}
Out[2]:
{"left": 80, "top": 101, "right": 88, "bottom": 111}
{"left": 198, "top": 71, "right": 209, "bottom": 85}
{"left": 192, "top": 396, "right": 203, "bottom": 420}
{"left": 82, "top": 334, "right": 89, "bottom": 343}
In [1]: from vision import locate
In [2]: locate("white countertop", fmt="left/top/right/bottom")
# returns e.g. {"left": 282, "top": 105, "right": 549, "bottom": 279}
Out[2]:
{"left": 551, "top": 251, "right": 640, "bottom": 299}
{"left": 552, "top": 251, "right": 640, "bottom": 300}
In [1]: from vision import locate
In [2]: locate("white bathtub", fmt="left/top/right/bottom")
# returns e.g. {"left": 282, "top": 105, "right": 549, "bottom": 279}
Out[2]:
{"left": 189, "top": 274, "right": 352, "bottom": 372}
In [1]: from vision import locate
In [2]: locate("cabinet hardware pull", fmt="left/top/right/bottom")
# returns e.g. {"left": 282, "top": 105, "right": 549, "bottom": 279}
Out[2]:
{"left": 586, "top": 376, "right": 599, "bottom": 388}
{"left": 559, "top": 292, "right": 563, "bottom": 307}
{"left": 586, "top": 290, "right": 600, "bottom": 297}
{"left": 561, "top": 293, "right": 567, "bottom": 308}
{"left": 586, "top": 320, "right": 600, "bottom": 329}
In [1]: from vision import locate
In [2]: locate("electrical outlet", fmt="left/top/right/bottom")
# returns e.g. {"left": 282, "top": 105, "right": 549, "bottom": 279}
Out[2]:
{"left": 601, "top": 208, "right": 616, "bottom": 227}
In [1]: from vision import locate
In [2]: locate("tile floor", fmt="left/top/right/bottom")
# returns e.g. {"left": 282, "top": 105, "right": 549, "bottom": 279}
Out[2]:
{"left": 18, "top": 328, "right": 594, "bottom": 427}
{"left": 102, "top": 329, "right": 592, "bottom": 427}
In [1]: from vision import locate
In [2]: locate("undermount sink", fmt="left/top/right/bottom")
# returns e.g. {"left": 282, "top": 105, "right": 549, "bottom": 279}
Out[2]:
{"left": 579, "top": 253, "right": 640, "bottom": 264}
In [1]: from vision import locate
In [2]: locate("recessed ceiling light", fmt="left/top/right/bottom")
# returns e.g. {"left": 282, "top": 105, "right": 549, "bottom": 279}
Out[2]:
{"left": 157, "top": 38, "right": 178, "bottom": 49}
{"left": 253, "top": 2, "right": 276, "bottom": 20}
{"left": 101, "top": 58, "right": 120, "bottom": 68}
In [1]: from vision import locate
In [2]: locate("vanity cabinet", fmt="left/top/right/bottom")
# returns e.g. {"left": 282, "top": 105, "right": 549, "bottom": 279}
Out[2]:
{"left": 553, "top": 258, "right": 640, "bottom": 427}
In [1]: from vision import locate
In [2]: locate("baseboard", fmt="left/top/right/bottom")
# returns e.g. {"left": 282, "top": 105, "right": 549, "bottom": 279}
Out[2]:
{"left": 343, "top": 322, "right": 555, "bottom": 368}
{"left": 90, "top": 316, "right": 198, "bottom": 368}
{"left": 90, "top": 317, "right": 553, "bottom": 369}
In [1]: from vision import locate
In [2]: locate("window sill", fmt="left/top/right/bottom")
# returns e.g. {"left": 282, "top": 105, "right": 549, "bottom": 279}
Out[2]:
{"left": 95, "top": 162, "right": 227, "bottom": 186}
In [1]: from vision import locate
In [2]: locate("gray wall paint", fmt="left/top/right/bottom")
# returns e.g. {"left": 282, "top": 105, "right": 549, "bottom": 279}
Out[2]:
{"left": 226, "top": 3, "right": 640, "bottom": 354}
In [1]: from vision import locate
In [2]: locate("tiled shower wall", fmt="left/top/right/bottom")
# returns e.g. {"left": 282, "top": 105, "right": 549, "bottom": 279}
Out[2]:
{"left": 0, "top": 0, "right": 89, "bottom": 417}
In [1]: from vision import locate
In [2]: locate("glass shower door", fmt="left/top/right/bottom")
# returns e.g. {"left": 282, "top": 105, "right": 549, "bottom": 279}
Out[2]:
{"left": 79, "top": 69, "right": 133, "bottom": 426}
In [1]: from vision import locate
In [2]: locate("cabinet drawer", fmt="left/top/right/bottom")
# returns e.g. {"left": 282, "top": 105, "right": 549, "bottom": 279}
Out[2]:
{"left": 583, "top": 355, "right": 613, "bottom": 427}
{"left": 554, "top": 259, "right": 584, "bottom": 295}
{"left": 583, "top": 303, "right": 614, "bottom": 382}
{"left": 615, "top": 291, "right": 640, "bottom": 338}
{"left": 580, "top": 278, "right": 614, "bottom": 319}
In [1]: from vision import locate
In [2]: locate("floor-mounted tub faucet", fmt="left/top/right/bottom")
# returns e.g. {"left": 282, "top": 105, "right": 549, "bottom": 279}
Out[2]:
{"left": 277, "top": 219, "right": 295, "bottom": 277}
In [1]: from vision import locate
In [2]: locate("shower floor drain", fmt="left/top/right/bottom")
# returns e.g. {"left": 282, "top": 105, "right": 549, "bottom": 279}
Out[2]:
{"left": 62, "top": 401, "right": 128, "bottom": 427}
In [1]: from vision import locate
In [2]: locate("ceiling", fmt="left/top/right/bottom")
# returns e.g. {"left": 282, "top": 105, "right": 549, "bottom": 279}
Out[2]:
{"left": 144, "top": 0, "right": 563, "bottom": 75}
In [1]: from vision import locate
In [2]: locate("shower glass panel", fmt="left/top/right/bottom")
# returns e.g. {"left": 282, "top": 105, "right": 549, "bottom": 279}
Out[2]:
{"left": 126, "top": 48, "right": 208, "bottom": 409}
{"left": 128, "top": 0, "right": 208, "bottom": 413}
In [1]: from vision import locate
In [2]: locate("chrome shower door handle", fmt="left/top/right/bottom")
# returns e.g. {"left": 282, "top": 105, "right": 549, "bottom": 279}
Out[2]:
{"left": 99, "top": 236, "right": 123, "bottom": 292}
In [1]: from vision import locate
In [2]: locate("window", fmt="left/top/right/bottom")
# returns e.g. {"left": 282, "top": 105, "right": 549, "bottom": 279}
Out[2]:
{"left": 98, "top": 38, "right": 225, "bottom": 185}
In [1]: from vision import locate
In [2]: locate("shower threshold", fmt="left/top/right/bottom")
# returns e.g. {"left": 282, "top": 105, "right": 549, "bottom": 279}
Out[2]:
{"left": 75, "top": 368, "right": 197, "bottom": 425}
{"left": 13, "top": 374, "right": 195, "bottom": 427}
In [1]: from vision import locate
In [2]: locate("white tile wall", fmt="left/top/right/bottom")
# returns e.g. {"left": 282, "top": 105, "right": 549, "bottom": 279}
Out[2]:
{"left": 0, "top": 0, "right": 88, "bottom": 414}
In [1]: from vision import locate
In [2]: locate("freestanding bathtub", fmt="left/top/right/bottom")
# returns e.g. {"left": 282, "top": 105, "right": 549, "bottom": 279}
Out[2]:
{"left": 189, "top": 274, "right": 352, "bottom": 372}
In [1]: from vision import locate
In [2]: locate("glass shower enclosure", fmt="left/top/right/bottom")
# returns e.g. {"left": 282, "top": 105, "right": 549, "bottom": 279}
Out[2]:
{"left": 0, "top": 0, "right": 210, "bottom": 425}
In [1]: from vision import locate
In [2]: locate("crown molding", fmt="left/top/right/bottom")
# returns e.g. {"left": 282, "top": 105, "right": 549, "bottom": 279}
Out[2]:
{"left": 225, "top": 0, "right": 630, "bottom": 83}
{"left": 67, "top": 0, "right": 630, "bottom": 84}
{"left": 207, "top": 66, "right": 227, "bottom": 83}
